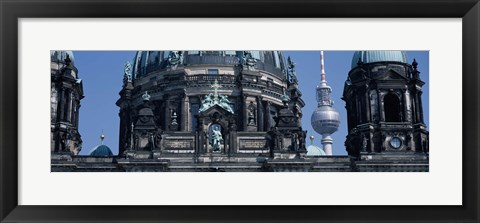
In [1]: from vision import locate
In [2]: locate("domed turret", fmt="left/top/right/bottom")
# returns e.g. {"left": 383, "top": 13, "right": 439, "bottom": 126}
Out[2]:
{"left": 88, "top": 132, "right": 113, "bottom": 156}
{"left": 117, "top": 50, "right": 300, "bottom": 156}
{"left": 311, "top": 51, "right": 340, "bottom": 155}
{"left": 351, "top": 51, "right": 408, "bottom": 68}
{"left": 306, "top": 144, "right": 327, "bottom": 156}
{"left": 50, "top": 50, "right": 83, "bottom": 155}
{"left": 89, "top": 145, "right": 113, "bottom": 156}
{"left": 50, "top": 50, "right": 78, "bottom": 79}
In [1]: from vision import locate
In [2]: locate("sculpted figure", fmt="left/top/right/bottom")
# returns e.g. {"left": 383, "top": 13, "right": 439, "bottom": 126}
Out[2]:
{"left": 211, "top": 125, "right": 223, "bottom": 152}
{"left": 242, "top": 51, "right": 256, "bottom": 70}
{"left": 123, "top": 61, "right": 132, "bottom": 85}
{"left": 199, "top": 94, "right": 213, "bottom": 112}
{"left": 218, "top": 95, "right": 234, "bottom": 114}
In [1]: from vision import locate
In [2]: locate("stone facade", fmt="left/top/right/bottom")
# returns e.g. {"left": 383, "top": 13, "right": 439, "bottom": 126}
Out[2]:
{"left": 51, "top": 51, "right": 429, "bottom": 172}
{"left": 342, "top": 52, "right": 429, "bottom": 161}
{"left": 50, "top": 51, "right": 84, "bottom": 155}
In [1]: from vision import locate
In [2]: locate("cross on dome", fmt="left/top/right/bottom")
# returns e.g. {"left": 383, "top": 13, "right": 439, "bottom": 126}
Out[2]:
{"left": 210, "top": 79, "right": 222, "bottom": 100}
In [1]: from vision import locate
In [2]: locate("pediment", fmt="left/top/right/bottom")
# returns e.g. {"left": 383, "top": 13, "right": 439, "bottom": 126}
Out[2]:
{"left": 200, "top": 104, "right": 233, "bottom": 117}
{"left": 378, "top": 69, "right": 407, "bottom": 80}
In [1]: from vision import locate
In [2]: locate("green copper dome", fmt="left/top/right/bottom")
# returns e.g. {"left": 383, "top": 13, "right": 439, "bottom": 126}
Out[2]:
{"left": 306, "top": 145, "right": 326, "bottom": 156}
{"left": 351, "top": 51, "right": 408, "bottom": 68}
{"left": 132, "top": 51, "right": 287, "bottom": 79}
{"left": 88, "top": 145, "right": 113, "bottom": 156}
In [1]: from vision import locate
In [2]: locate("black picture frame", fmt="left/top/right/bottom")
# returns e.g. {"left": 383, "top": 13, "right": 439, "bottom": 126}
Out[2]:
{"left": 1, "top": 0, "right": 479, "bottom": 222}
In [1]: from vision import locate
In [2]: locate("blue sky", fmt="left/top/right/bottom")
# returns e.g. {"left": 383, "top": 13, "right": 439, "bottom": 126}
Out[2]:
{"left": 73, "top": 51, "right": 429, "bottom": 156}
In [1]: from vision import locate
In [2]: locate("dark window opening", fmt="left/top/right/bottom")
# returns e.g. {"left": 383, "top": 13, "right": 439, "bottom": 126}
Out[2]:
{"left": 191, "top": 103, "right": 199, "bottom": 132}
{"left": 384, "top": 93, "right": 401, "bottom": 122}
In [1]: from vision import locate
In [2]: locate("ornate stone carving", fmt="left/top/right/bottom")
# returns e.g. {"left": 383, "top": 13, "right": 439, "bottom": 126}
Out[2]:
{"left": 167, "top": 51, "right": 184, "bottom": 69}
{"left": 123, "top": 61, "right": 132, "bottom": 87}
{"left": 210, "top": 124, "right": 223, "bottom": 152}
{"left": 287, "top": 56, "right": 297, "bottom": 83}
{"left": 241, "top": 51, "right": 256, "bottom": 71}
{"left": 199, "top": 79, "right": 234, "bottom": 114}
{"left": 247, "top": 101, "right": 256, "bottom": 126}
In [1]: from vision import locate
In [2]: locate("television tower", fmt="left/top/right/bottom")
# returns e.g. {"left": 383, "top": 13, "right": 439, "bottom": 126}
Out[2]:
{"left": 311, "top": 51, "right": 340, "bottom": 155}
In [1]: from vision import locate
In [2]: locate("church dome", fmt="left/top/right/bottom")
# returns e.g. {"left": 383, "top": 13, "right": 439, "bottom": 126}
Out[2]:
{"left": 306, "top": 145, "right": 326, "bottom": 156}
{"left": 351, "top": 51, "right": 408, "bottom": 68}
{"left": 132, "top": 51, "right": 287, "bottom": 79}
{"left": 51, "top": 51, "right": 75, "bottom": 65}
{"left": 88, "top": 145, "right": 113, "bottom": 156}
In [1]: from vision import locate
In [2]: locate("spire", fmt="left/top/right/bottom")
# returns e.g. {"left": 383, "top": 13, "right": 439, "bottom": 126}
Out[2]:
{"left": 412, "top": 58, "right": 420, "bottom": 79}
{"left": 320, "top": 51, "right": 326, "bottom": 83}
{"left": 316, "top": 51, "right": 333, "bottom": 107}
{"left": 100, "top": 130, "right": 105, "bottom": 145}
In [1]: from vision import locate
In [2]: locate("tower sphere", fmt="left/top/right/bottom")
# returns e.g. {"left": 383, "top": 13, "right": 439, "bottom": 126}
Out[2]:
{"left": 311, "top": 106, "right": 340, "bottom": 134}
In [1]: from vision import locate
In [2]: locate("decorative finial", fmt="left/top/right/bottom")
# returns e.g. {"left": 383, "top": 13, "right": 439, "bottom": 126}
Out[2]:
{"left": 123, "top": 61, "right": 132, "bottom": 85}
{"left": 309, "top": 135, "right": 315, "bottom": 145}
{"left": 168, "top": 51, "right": 184, "bottom": 68}
{"left": 100, "top": 130, "right": 105, "bottom": 145}
{"left": 142, "top": 91, "right": 151, "bottom": 101}
{"left": 64, "top": 54, "right": 72, "bottom": 66}
{"left": 412, "top": 58, "right": 418, "bottom": 70}
{"left": 357, "top": 57, "right": 363, "bottom": 66}
{"left": 287, "top": 56, "right": 297, "bottom": 82}
{"left": 281, "top": 88, "right": 290, "bottom": 104}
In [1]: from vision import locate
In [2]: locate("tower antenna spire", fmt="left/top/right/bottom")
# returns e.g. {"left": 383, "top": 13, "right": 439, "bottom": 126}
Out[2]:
{"left": 320, "top": 51, "right": 326, "bottom": 83}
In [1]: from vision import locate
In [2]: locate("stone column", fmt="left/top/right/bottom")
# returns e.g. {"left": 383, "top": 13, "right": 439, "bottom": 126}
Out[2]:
{"left": 242, "top": 95, "right": 248, "bottom": 131}
{"left": 418, "top": 91, "right": 424, "bottom": 123}
{"left": 181, "top": 95, "right": 188, "bottom": 131}
{"left": 414, "top": 91, "right": 421, "bottom": 123}
{"left": 265, "top": 101, "right": 271, "bottom": 130}
{"left": 164, "top": 99, "right": 170, "bottom": 130}
{"left": 78, "top": 103, "right": 82, "bottom": 127}
{"left": 356, "top": 94, "right": 362, "bottom": 124}
{"left": 118, "top": 111, "right": 125, "bottom": 154}
{"left": 67, "top": 91, "right": 73, "bottom": 123}
{"left": 58, "top": 87, "right": 65, "bottom": 122}
{"left": 364, "top": 87, "right": 371, "bottom": 123}
{"left": 256, "top": 96, "right": 263, "bottom": 131}
{"left": 404, "top": 90, "right": 412, "bottom": 122}
{"left": 368, "top": 126, "right": 374, "bottom": 152}
{"left": 378, "top": 90, "right": 385, "bottom": 122}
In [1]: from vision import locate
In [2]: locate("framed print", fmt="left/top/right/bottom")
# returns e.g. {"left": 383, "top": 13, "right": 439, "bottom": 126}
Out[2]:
{"left": 1, "top": 0, "right": 479, "bottom": 222}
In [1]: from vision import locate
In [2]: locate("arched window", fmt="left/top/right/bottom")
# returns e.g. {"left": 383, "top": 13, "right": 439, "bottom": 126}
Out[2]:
{"left": 384, "top": 93, "right": 401, "bottom": 122}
